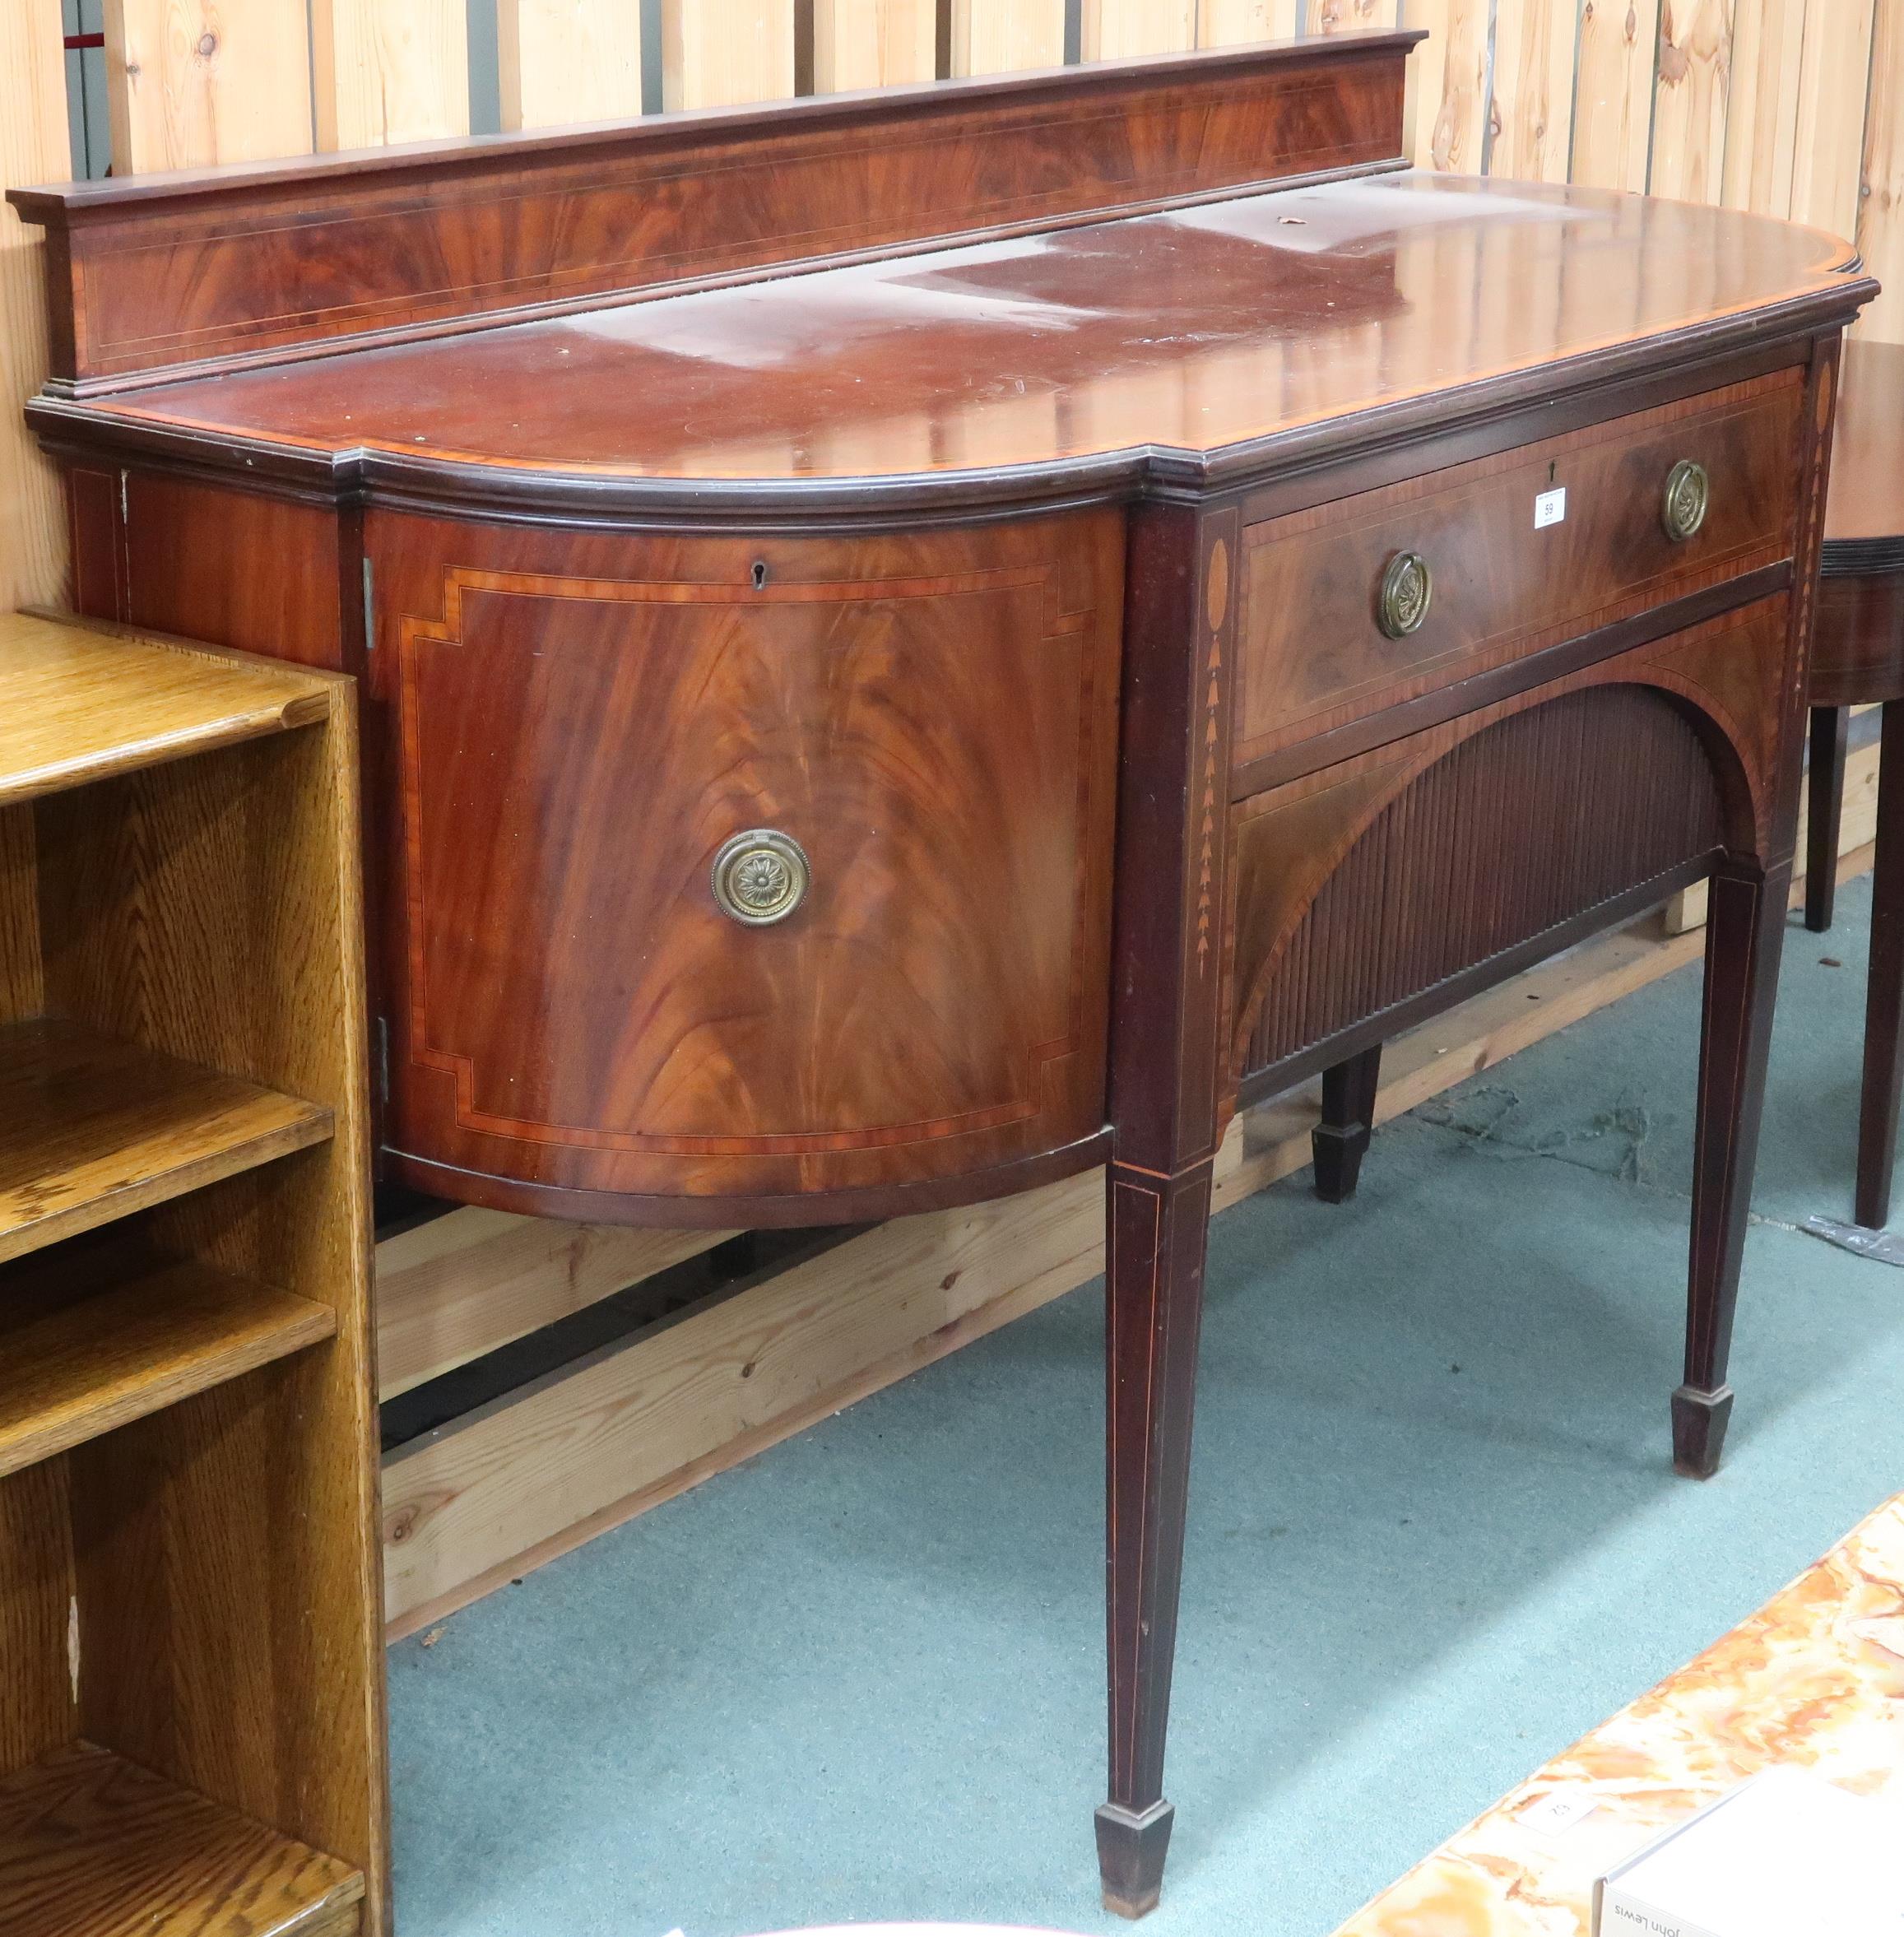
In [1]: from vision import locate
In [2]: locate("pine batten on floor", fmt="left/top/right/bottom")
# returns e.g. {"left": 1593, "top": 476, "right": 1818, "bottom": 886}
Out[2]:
{"left": 378, "top": 727, "right": 1884, "bottom": 1634}
{"left": 376, "top": 1213, "right": 732, "bottom": 1401}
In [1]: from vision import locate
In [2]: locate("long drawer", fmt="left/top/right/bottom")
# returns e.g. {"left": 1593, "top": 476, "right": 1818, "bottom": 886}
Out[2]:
{"left": 1231, "top": 369, "right": 1805, "bottom": 772}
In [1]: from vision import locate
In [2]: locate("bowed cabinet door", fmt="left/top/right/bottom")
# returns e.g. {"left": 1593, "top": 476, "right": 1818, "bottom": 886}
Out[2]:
{"left": 365, "top": 510, "right": 1124, "bottom": 1222}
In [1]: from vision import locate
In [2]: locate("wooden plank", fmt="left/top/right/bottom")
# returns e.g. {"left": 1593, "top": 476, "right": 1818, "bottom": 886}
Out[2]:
{"left": 1663, "top": 713, "right": 1882, "bottom": 933}
{"left": 1487, "top": 0, "right": 1577, "bottom": 182}
{"left": 0, "top": 1743, "right": 363, "bottom": 1937}
{"left": 1650, "top": 0, "right": 1731, "bottom": 202}
{"left": 0, "top": 805, "right": 39, "bottom": 1038}
{"left": 0, "top": 1020, "right": 332, "bottom": 1266}
{"left": 1083, "top": 0, "right": 1199, "bottom": 57}
{"left": 0, "top": 0, "right": 69, "bottom": 617}
{"left": 1722, "top": 0, "right": 1805, "bottom": 216}
{"left": 311, "top": 0, "right": 469, "bottom": 151}
{"left": 662, "top": 0, "right": 796, "bottom": 107}
{"left": 102, "top": 0, "right": 312, "bottom": 174}
{"left": 383, "top": 1150, "right": 1116, "bottom": 1635}
{"left": 386, "top": 830, "right": 1890, "bottom": 1636}
{"left": 1572, "top": 0, "right": 1660, "bottom": 191}
{"left": 1660, "top": 880, "right": 1706, "bottom": 936}
{"left": 497, "top": 0, "right": 643, "bottom": 130}
{"left": 1200, "top": 0, "right": 1302, "bottom": 44}
{"left": 1407, "top": 0, "right": 1491, "bottom": 171}
{"left": 0, "top": 615, "right": 331, "bottom": 809}
{"left": 1790, "top": 0, "right": 1876, "bottom": 243}
{"left": 813, "top": 0, "right": 938, "bottom": 87}
{"left": 377, "top": 1210, "right": 730, "bottom": 1399}
{"left": 1859, "top": 0, "right": 1904, "bottom": 343}
{"left": 1304, "top": 0, "right": 1401, "bottom": 30}
{"left": 950, "top": 0, "right": 1065, "bottom": 67}
{"left": 0, "top": 1462, "right": 74, "bottom": 1779}
{"left": 0, "top": 1252, "right": 334, "bottom": 1480}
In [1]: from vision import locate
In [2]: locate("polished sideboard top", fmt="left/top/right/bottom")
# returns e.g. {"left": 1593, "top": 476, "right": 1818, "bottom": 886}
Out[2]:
{"left": 12, "top": 33, "right": 1867, "bottom": 522}
{"left": 23, "top": 174, "right": 1865, "bottom": 513}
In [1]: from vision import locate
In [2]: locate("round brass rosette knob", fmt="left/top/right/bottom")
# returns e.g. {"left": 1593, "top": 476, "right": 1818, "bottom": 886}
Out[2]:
{"left": 1377, "top": 550, "right": 1433, "bottom": 640}
{"left": 1662, "top": 459, "right": 1710, "bottom": 542}
{"left": 712, "top": 829, "right": 810, "bottom": 927}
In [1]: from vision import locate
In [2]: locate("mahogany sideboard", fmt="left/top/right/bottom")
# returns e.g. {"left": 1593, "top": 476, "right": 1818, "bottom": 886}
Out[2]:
{"left": 11, "top": 33, "right": 1874, "bottom": 1917}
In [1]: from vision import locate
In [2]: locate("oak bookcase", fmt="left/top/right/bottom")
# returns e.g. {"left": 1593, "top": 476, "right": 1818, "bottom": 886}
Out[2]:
{"left": 0, "top": 611, "right": 387, "bottom": 1937}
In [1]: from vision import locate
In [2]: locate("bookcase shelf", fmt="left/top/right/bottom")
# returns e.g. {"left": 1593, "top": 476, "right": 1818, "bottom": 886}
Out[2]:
{"left": 0, "top": 1243, "right": 336, "bottom": 1479}
{"left": 0, "top": 611, "right": 388, "bottom": 1937}
{"left": 0, "top": 1744, "right": 364, "bottom": 1937}
{"left": 0, "top": 1018, "right": 332, "bottom": 1266}
{"left": 0, "top": 613, "right": 332, "bottom": 807}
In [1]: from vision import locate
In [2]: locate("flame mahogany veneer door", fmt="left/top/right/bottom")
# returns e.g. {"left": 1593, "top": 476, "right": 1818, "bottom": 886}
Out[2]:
{"left": 369, "top": 510, "right": 1125, "bottom": 1223}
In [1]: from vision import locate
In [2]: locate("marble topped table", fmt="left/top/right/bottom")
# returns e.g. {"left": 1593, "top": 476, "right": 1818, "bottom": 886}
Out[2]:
{"left": 1332, "top": 1493, "right": 1904, "bottom": 1937}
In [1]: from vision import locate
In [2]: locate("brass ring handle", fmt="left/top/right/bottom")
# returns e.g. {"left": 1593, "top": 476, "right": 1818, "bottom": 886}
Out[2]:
{"left": 712, "top": 829, "right": 810, "bottom": 927}
{"left": 1662, "top": 459, "right": 1710, "bottom": 542}
{"left": 1377, "top": 550, "right": 1433, "bottom": 639}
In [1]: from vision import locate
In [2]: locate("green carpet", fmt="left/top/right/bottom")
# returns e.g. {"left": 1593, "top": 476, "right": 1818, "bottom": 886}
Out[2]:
{"left": 388, "top": 876, "right": 1904, "bottom": 1937}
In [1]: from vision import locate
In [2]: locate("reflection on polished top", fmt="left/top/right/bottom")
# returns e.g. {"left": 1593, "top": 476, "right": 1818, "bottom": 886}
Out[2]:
{"left": 1825, "top": 339, "right": 1904, "bottom": 547}
{"left": 101, "top": 172, "right": 1859, "bottom": 485}
{"left": 1332, "top": 1493, "right": 1904, "bottom": 1937}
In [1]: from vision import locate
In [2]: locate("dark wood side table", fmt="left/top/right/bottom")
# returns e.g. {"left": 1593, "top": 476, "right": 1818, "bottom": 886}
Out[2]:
{"left": 1806, "top": 339, "right": 1904, "bottom": 1229}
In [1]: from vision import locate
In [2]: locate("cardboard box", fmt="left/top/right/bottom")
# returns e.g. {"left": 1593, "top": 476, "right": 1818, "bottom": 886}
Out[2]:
{"left": 1594, "top": 1767, "right": 1902, "bottom": 1937}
